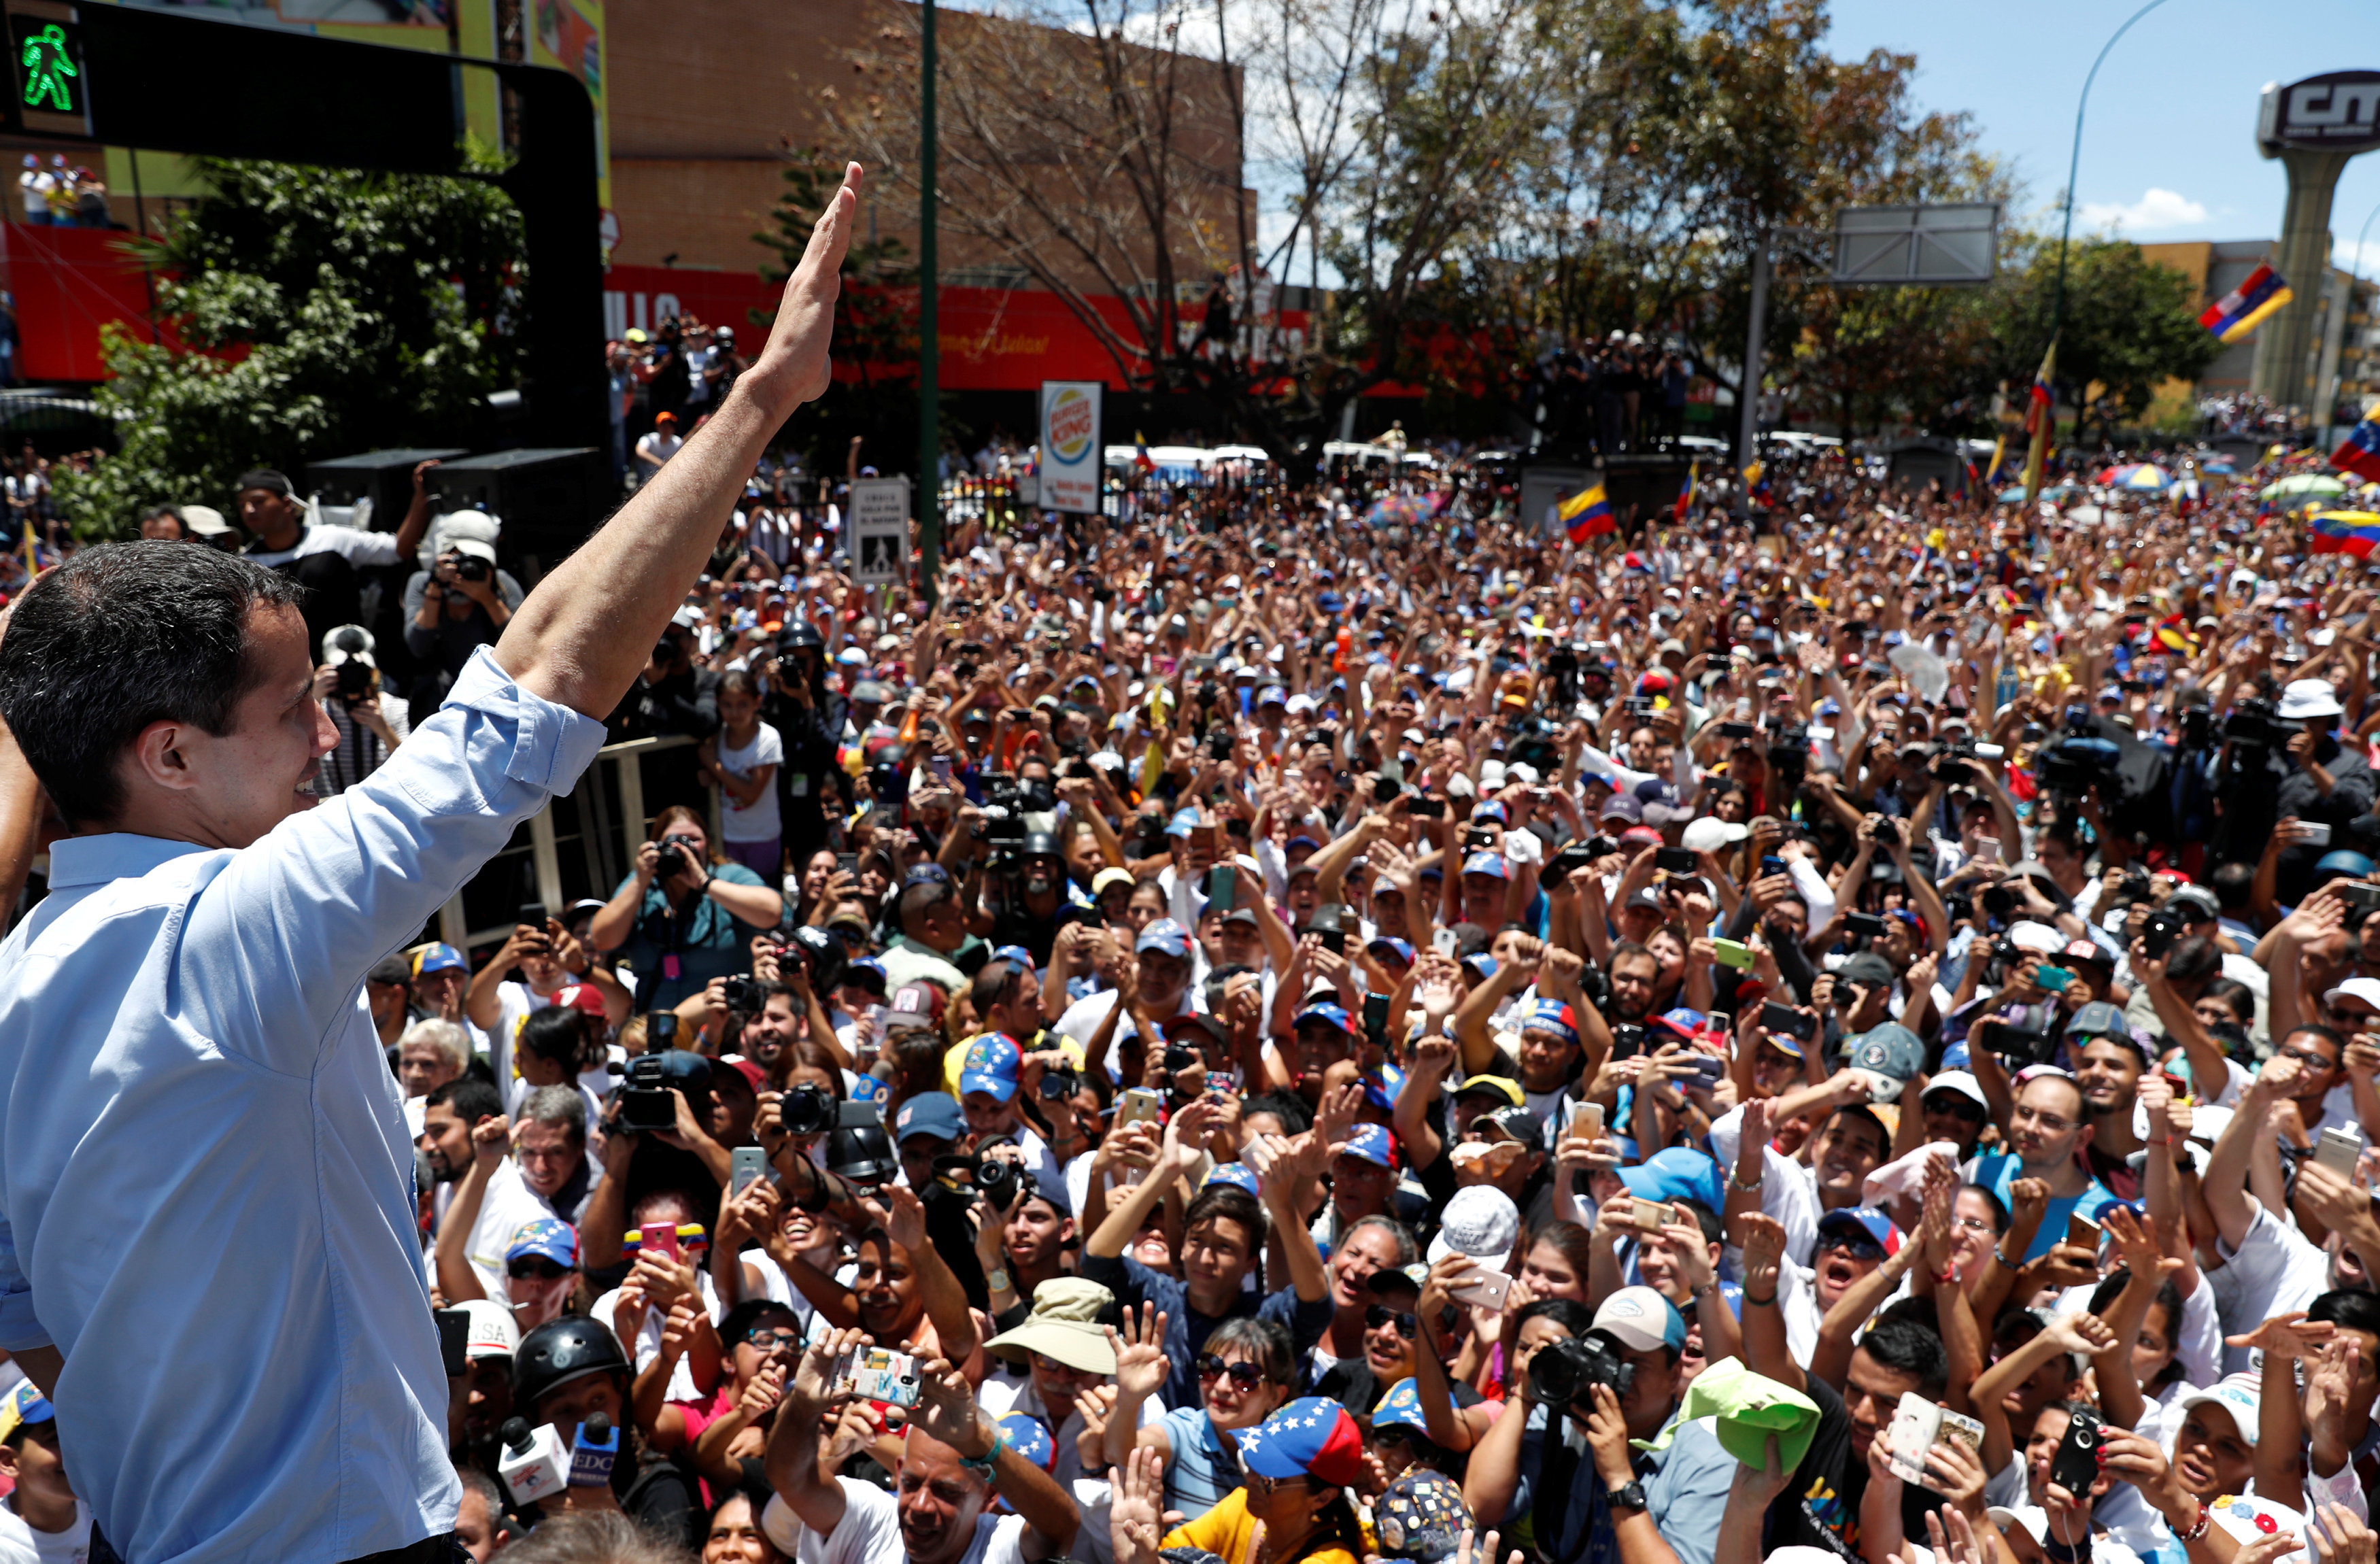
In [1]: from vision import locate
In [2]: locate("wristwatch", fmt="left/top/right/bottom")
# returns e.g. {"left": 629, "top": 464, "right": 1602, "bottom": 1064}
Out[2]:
{"left": 1605, "top": 1481, "right": 1648, "bottom": 1514}
{"left": 985, "top": 1268, "right": 1013, "bottom": 1295}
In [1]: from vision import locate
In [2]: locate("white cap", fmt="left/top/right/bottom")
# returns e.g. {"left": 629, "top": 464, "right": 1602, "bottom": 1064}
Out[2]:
{"left": 1425, "top": 1186, "right": 1520, "bottom": 1271}
{"left": 2324, "top": 976, "right": 2380, "bottom": 1015}
{"left": 2175, "top": 1378, "right": 2260, "bottom": 1446}
{"left": 1985, "top": 1507, "right": 2047, "bottom": 1545}
{"left": 1921, "top": 1070, "right": 1988, "bottom": 1110}
{"left": 2279, "top": 679, "right": 2343, "bottom": 720}
{"left": 456, "top": 1297, "right": 521, "bottom": 1361}
{"left": 2006, "top": 920, "right": 2064, "bottom": 955}
{"left": 177, "top": 503, "right": 231, "bottom": 537}
{"left": 1682, "top": 817, "right": 1750, "bottom": 853}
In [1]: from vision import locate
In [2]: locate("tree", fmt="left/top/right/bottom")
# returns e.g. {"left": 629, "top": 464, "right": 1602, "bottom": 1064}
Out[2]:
{"left": 1970, "top": 237, "right": 2219, "bottom": 445}
{"left": 56, "top": 156, "right": 526, "bottom": 539}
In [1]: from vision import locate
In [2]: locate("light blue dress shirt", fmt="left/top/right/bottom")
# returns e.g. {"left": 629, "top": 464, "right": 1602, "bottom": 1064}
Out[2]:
{"left": 0, "top": 647, "right": 606, "bottom": 1564}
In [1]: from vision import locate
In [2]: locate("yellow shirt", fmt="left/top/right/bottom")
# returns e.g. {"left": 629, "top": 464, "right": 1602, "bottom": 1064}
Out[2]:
{"left": 1160, "top": 1489, "right": 1373, "bottom": 1564}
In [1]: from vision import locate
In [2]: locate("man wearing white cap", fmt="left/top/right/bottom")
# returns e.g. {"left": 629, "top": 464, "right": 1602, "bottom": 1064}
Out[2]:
{"left": 2271, "top": 678, "right": 2375, "bottom": 903}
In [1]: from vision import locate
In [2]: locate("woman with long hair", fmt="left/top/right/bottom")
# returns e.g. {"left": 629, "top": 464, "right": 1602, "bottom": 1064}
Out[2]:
{"left": 1106, "top": 1312, "right": 1297, "bottom": 1523}
{"left": 1157, "top": 1397, "right": 1374, "bottom": 1564}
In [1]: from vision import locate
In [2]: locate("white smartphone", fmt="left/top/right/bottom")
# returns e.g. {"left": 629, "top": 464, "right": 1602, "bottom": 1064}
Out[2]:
{"left": 1887, "top": 1393, "right": 1942, "bottom": 1485}
{"left": 730, "top": 1145, "right": 767, "bottom": 1196}
{"left": 1569, "top": 1101, "right": 1606, "bottom": 1141}
{"left": 2304, "top": 821, "right": 2334, "bottom": 847}
{"left": 1432, "top": 928, "right": 1459, "bottom": 958}
{"left": 2317, "top": 1124, "right": 2362, "bottom": 1178}
{"left": 1972, "top": 836, "right": 2002, "bottom": 864}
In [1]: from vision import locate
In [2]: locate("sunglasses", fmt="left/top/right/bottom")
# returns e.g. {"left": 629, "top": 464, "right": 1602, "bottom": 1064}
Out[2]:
{"left": 1196, "top": 1354, "right": 1270, "bottom": 1388}
{"left": 1365, "top": 1305, "right": 1419, "bottom": 1340}
{"left": 507, "top": 1258, "right": 571, "bottom": 1281}
{"left": 1815, "top": 1234, "right": 1885, "bottom": 1262}
{"left": 743, "top": 1327, "right": 802, "bottom": 1350}
{"left": 1924, "top": 1095, "right": 1987, "bottom": 1123}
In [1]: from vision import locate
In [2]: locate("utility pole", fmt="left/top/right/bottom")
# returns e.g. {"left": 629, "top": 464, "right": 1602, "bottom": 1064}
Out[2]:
{"left": 1735, "top": 231, "right": 1771, "bottom": 519}
{"left": 916, "top": 0, "right": 941, "bottom": 605}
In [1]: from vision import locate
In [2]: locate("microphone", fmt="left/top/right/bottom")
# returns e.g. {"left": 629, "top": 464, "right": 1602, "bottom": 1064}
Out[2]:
{"left": 570, "top": 1413, "right": 619, "bottom": 1489}
{"left": 496, "top": 1416, "right": 568, "bottom": 1507}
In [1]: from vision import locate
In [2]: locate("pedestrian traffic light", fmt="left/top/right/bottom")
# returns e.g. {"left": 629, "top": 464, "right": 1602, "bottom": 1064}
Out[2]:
{"left": 3, "top": 0, "right": 86, "bottom": 138}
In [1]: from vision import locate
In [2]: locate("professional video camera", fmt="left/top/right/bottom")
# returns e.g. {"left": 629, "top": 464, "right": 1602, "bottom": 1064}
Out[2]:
{"left": 1768, "top": 723, "right": 1810, "bottom": 791}
{"left": 1929, "top": 736, "right": 2006, "bottom": 787}
{"left": 617, "top": 1055, "right": 681, "bottom": 1133}
{"left": 1527, "top": 1332, "right": 1637, "bottom": 1405}
{"left": 2222, "top": 696, "right": 2296, "bottom": 753}
{"left": 980, "top": 774, "right": 1029, "bottom": 869}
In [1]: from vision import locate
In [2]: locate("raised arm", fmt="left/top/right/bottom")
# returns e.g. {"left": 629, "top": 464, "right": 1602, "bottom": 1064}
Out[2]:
{"left": 495, "top": 167, "right": 860, "bottom": 716}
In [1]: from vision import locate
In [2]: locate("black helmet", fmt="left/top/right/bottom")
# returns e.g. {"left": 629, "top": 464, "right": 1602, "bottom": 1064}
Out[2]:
{"left": 1021, "top": 831, "right": 1062, "bottom": 862}
{"left": 779, "top": 622, "right": 826, "bottom": 653}
{"left": 826, "top": 1121, "right": 898, "bottom": 1185}
{"left": 513, "top": 1314, "right": 630, "bottom": 1409}
{"left": 788, "top": 923, "right": 848, "bottom": 993}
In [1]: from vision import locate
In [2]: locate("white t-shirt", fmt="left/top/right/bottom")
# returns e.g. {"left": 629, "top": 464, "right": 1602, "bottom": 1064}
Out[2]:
{"left": 243, "top": 522, "right": 403, "bottom": 570}
{"left": 2210, "top": 1197, "right": 2331, "bottom": 1376}
{"left": 718, "top": 721, "right": 786, "bottom": 842}
{"left": 765, "top": 1478, "right": 1029, "bottom": 1564}
{"left": 458, "top": 1156, "right": 571, "bottom": 1297}
{"left": 0, "top": 1497, "right": 92, "bottom": 1564}
{"left": 636, "top": 430, "right": 684, "bottom": 469}
{"left": 590, "top": 1267, "right": 723, "bottom": 1404}
{"left": 18, "top": 171, "right": 51, "bottom": 218}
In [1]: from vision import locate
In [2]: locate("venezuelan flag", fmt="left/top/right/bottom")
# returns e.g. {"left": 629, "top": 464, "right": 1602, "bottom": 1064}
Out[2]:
{"left": 2022, "top": 337, "right": 2056, "bottom": 504}
{"left": 2309, "top": 510, "right": 2380, "bottom": 558}
{"left": 1672, "top": 462, "right": 1697, "bottom": 521}
{"left": 1560, "top": 483, "right": 1615, "bottom": 542}
{"left": 2333, "top": 400, "right": 2380, "bottom": 486}
{"left": 1133, "top": 431, "right": 1155, "bottom": 475}
{"left": 2153, "top": 614, "right": 2198, "bottom": 656}
{"left": 2199, "top": 263, "right": 2293, "bottom": 345}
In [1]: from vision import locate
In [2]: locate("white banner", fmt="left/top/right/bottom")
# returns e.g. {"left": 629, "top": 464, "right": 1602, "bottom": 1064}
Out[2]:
{"left": 847, "top": 476, "right": 911, "bottom": 589}
{"left": 1038, "top": 380, "right": 1104, "bottom": 513}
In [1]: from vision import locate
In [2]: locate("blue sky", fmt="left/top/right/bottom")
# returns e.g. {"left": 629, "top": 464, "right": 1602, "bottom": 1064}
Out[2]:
{"left": 1824, "top": 0, "right": 2380, "bottom": 273}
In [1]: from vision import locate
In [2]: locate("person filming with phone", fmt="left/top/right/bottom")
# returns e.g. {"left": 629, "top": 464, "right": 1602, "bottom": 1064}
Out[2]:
{"left": 0, "top": 160, "right": 867, "bottom": 1564}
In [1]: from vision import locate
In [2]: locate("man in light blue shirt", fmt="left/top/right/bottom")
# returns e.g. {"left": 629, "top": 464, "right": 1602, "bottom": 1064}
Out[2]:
{"left": 0, "top": 162, "right": 868, "bottom": 1564}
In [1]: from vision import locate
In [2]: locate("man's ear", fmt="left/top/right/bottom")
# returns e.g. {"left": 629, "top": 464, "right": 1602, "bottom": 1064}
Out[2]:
{"left": 0, "top": 1438, "right": 18, "bottom": 1485}
{"left": 130, "top": 717, "right": 206, "bottom": 796}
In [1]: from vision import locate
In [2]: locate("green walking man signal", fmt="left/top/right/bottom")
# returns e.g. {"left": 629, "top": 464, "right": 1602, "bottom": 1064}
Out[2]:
{"left": 20, "top": 20, "right": 73, "bottom": 112}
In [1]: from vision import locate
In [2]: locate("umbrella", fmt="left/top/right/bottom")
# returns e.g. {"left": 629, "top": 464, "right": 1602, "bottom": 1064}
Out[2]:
{"left": 1363, "top": 494, "right": 1427, "bottom": 526}
{"left": 2101, "top": 462, "right": 2171, "bottom": 491}
{"left": 2262, "top": 473, "right": 2346, "bottom": 502}
{"left": 1996, "top": 483, "right": 2078, "bottom": 505}
{"left": 2200, "top": 458, "right": 2237, "bottom": 475}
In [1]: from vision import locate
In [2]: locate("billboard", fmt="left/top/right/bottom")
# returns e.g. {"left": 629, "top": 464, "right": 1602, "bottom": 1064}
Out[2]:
{"left": 2260, "top": 71, "right": 2380, "bottom": 157}
{"left": 1038, "top": 380, "right": 1102, "bottom": 513}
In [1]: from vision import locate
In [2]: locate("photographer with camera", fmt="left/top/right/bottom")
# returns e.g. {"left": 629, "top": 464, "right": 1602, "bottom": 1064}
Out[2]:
{"left": 1463, "top": 1285, "right": 1733, "bottom": 1564}
{"left": 309, "top": 624, "right": 409, "bottom": 794}
{"left": 588, "top": 806, "right": 783, "bottom": 1012}
{"left": 2260, "top": 681, "right": 2377, "bottom": 904}
{"left": 758, "top": 621, "right": 849, "bottom": 872}
{"left": 403, "top": 532, "right": 525, "bottom": 725}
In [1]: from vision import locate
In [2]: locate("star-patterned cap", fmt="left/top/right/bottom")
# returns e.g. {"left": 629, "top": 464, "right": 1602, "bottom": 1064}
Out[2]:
{"left": 1374, "top": 1467, "right": 1473, "bottom": 1562}
{"left": 996, "top": 1411, "right": 1055, "bottom": 1473}
{"left": 1236, "top": 1396, "right": 1367, "bottom": 1486}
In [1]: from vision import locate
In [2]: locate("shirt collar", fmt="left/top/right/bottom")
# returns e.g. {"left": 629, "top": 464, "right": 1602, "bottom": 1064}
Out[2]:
{"left": 46, "top": 833, "right": 216, "bottom": 889}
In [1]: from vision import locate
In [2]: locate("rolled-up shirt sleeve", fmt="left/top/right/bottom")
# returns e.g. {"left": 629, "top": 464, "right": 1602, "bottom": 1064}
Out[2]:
{"left": 192, "top": 646, "right": 608, "bottom": 1074}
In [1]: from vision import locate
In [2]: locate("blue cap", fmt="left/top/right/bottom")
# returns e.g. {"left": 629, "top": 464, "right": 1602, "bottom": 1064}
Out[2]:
{"left": 0, "top": 1381, "right": 54, "bottom": 1440}
{"left": 1461, "top": 851, "right": 1510, "bottom": 880}
{"left": 1293, "top": 1000, "right": 1353, "bottom": 1034}
{"left": 1816, "top": 1206, "right": 1903, "bottom": 1256}
{"left": 1167, "top": 809, "right": 1203, "bottom": 838}
{"left": 959, "top": 1034, "right": 1022, "bottom": 1103}
{"left": 1259, "top": 685, "right": 1288, "bottom": 705}
{"left": 903, "top": 862, "right": 953, "bottom": 888}
{"left": 1615, "top": 1146, "right": 1724, "bottom": 1212}
{"left": 1136, "top": 918, "right": 1193, "bottom": 959}
{"left": 2317, "top": 850, "right": 2377, "bottom": 879}
{"left": 1460, "top": 951, "right": 1498, "bottom": 979}
{"left": 1364, "top": 1061, "right": 1407, "bottom": 1112}
{"left": 894, "top": 1091, "right": 966, "bottom": 1144}
{"left": 1340, "top": 1123, "right": 1399, "bottom": 1169}
{"left": 505, "top": 1217, "right": 579, "bottom": 1269}
{"left": 1204, "top": 1161, "right": 1260, "bottom": 1194}
{"left": 1287, "top": 832, "right": 1324, "bottom": 851}
{"left": 1472, "top": 800, "right": 1510, "bottom": 825}
{"left": 1520, "top": 999, "right": 1578, "bottom": 1044}
{"left": 1373, "top": 1378, "right": 1431, "bottom": 1435}
{"left": 993, "top": 945, "right": 1037, "bottom": 971}
{"left": 414, "top": 942, "right": 466, "bottom": 977}
{"left": 1238, "top": 1397, "right": 1367, "bottom": 1483}
{"left": 1939, "top": 1039, "right": 1972, "bottom": 1071}
{"left": 1367, "top": 936, "right": 1416, "bottom": 964}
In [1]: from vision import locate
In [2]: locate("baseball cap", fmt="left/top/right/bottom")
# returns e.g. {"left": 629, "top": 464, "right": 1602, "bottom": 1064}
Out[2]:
{"left": 456, "top": 1297, "right": 522, "bottom": 1361}
{"left": 2324, "top": 976, "right": 2380, "bottom": 1014}
{"left": 1204, "top": 1162, "right": 1260, "bottom": 1194}
{"left": 2065, "top": 1001, "right": 2132, "bottom": 1043}
{"left": 1837, "top": 952, "right": 1896, "bottom": 990}
{"left": 1293, "top": 1000, "right": 1353, "bottom": 1034}
{"left": 894, "top": 1091, "right": 966, "bottom": 1144}
{"left": 881, "top": 983, "right": 947, "bottom": 1032}
{"left": 0, "top": 1382, "right": 54, "bottom": 1444}
{"left": 413, "top": 942, "right": 466, "bottom": 977}
{"left": 550, "top": 983, "right": 608, "bottom": 1019}
{"left": 1339, "top": 1123, "right": 1399, "bottom": 1169}
{"left": 1681, "top": 817, "right": 1749, "bottom": 852}
{"left": 1814, "top": 1206, "right": 1902, "bottom": 1258}
{"left": 1476, "top": 1104, "right": 1544, "bottom": 1143}
{"left": 1238, "top": 1397, "right": 1367, "bottom": 1486}
{"left": 1366, "top": 1261, "right": 1429, "bottom": 1298}
{"left": 1599, "top": 792, "right": 1644, "bottom": 823}
{"left": 1367, "top": 936, "right": 1416, "bottom": 964}
{"left": 1518, "top": 999, "right": 1578, "bottom": 1044}
{"left": 2176, "top": 1379, "right": 2261, "bottom": 1446}
{"left": 505, "top": 1218, "right": 579, "bottom": 1270}
{"left": 1461, "top": 851, "right": 1510, "bottom": 881}
{"left": 996, "top": 1411, "right": 1057, "bottom": 1474}
{"left": 1423, "top": 1185, "right": 1520, "bottom": 1270}
{"left": 1091, "top": 866, "right": 1136, "bottom": 898}
{"left": 1164, "top": 1012, "right": 1231, "bottom": 1053}
{"left": 1617, "top": 1146, "right": 1724, "bottom": 1210}
{"left": 1136, "top": 919, "right": 1193, "bottom": 959}
{"left": 2167, "top": 884, "right": 2221, "bottom": 921}
{"left": 1452, "top": 1074, "right": 1524, "bottom": 1107}
{"left": 959, "top": 1035, "right": 1023, "bottom": 1102}
{"left": 1591, "top": 1286, "right": 1688, "bottom": 1353}
{"left": 1921, "top": 1070, "right": 1989, "bottom": 1111}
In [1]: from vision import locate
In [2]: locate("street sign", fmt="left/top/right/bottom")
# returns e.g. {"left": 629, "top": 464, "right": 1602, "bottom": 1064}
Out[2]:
{"left": 2260, "top": 72, "right": 2380, "bottom": 157}
{"left": 847, "top": 476, "right": 911, "bottom": 590}
{"left": 1831, "top": 204, "right": 1999, "bottom": 286}
{"left": 1037, "top": 380, "right": 1103, "bottom": 513}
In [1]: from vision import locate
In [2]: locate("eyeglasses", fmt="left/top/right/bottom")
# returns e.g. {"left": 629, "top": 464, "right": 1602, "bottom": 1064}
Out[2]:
{"left": 1196, "top": 1354, "right": 1270, "bottom": 1388}
{"left": 1924, "top": 1096, "right": 1987, "bottom": 1124}
{"left": 743, "top": 1327, "right": 802, "bottom": 1350}
{"left": 1365, "top": 1305, "right": 1419, "bottom": 1340}
{"left": 1952, "top": 1215, "right": 1996, "bottom": 1234}
{"left": 1031, "top": 1352, "right": 1101, "bottom": 1378}
{"left": 1246, "top": 1472, "right": 1306, "bottom": 1496}
{"left": 507, "top": 1259, "right": 571, "bottom": 1280}
{"left": 2279, "top": 1044, "right": 2341, "bottom": 1072}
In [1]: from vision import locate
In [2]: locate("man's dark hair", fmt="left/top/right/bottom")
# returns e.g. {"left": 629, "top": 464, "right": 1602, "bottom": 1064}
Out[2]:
{"left": 970, "top": 958, "right": 1027, "bottom": 1017}
{"left": 1241, "top": 1091, "right": 1313, "bottom": 1136}
{"left": 1608, "top": 939, "right": 1656, "bottom": 972}
{"left": 427, "top": 1075, "right": 504, "bottom": 1125}
{"left": 518, "top": 1006, "right": 588, "bottom": 1068}
{"left": 1183, "top": 1183, "right": 1265, "bottom": 1270}
{"left": 2163, "top": 934, "right": 2221, "bottom": 985}
{"left": 2209, "top": 860, "right": 2254, "bottom": 911}
{"left": 1859, "top": 1315, "right": 1949, "bottom": 1397}
{"left": 1673, "top": 1197, "right": 1722, "bottom": 1246}
{"left": 2310, "top": 1289, "right": 2380, "bottom": 1337}
{"left": 0, "top": 543, "right": 304, "bottom": 826}
{"left": 898, "top": 877, "right": 954, "bottom": 935}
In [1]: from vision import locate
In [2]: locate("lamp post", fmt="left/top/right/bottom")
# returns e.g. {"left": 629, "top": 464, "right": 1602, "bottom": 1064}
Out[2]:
{"left": 917, "top": 0, "right": 940, "bottom": 605}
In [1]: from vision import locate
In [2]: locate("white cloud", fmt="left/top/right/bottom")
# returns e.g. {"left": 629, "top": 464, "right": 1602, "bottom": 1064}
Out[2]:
{"left": 2077, "top": 187, "right": 2208, "bottom": 233}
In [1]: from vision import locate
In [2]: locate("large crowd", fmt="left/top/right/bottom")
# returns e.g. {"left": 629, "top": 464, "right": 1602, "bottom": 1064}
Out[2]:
{"left": 16, "top": 419, "right": 2380, "bottom": 1564}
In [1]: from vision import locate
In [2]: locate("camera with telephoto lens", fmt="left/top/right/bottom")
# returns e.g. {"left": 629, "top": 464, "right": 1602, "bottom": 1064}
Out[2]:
{"left": 336, "top": 660, "right": 371, "bottom": 703}
{"left": 456, "top": 554, "right": 492, "bottom": 583}
{"left": 721, "top": 976, "right": 762, "bottom": 1013}
{"left": 1769, "top": 724, "right": 1810, "bottom": 789}
{"left": 2224, "top": 696, "right": 2295, "bottom": 753}
{"left": 658, "top": 835, "right": 704, "bottom": 879}
{"left": 1527, "top": 1332, "right": 1635, "bottom": 1406}
{"left": 780, "top": 1083, "right": 837, "bottom": 1136}
{"left": 618, "top": 1055, "right": 679, "bottom": 1134}
{"left": 1038, "top": 1065, "right": 1081, "bottom": 1101}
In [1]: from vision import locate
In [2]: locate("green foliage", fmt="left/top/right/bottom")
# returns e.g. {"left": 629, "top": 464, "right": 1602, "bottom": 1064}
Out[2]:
{"left": 55, "top": 155, "right": 526, "bottom": 539}
{"left": 1975, "top": 237, "right": 2220, "bottom": 440}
